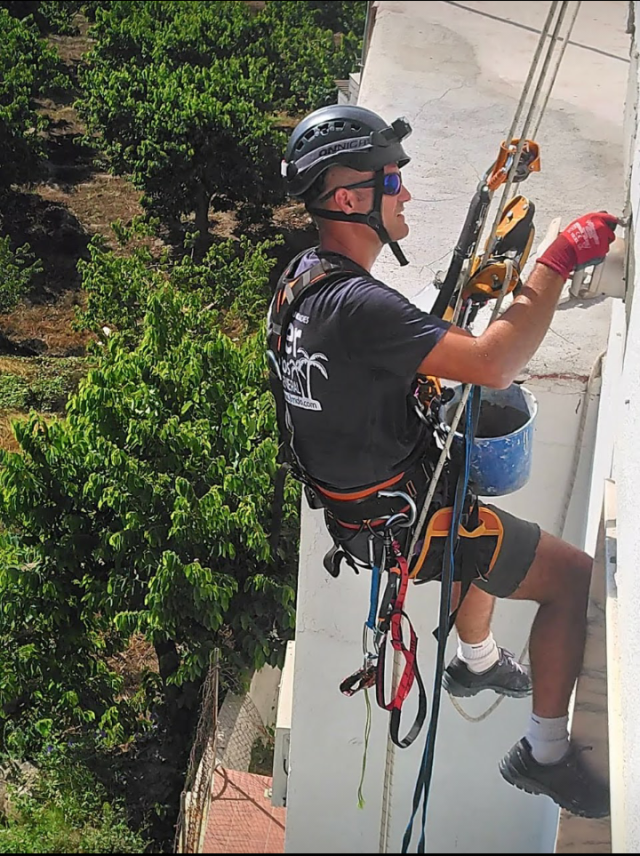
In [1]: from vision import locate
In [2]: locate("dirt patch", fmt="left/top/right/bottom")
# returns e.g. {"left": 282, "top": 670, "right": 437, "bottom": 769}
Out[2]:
{"left": 47, "top": 14, "right": 95, "bottom": 72}
{"left": 0, "top": 293, "right": 93, "bottom": 356}
{"left": 0, "top": 410, "right": 30, "bottom": 454}
{"left": 35, "top": 173, "right": 146, "bottom": 250}
{"left": 0, "top": 358, "right": 37, "bottom": 380}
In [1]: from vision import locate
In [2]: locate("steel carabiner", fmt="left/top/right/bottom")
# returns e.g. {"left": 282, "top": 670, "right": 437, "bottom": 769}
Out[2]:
{"left": 378, "top": 490, "right": 417, "bottom": 530}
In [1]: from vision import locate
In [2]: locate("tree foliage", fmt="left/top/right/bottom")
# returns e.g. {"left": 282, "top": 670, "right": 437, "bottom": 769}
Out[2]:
{"left": 0, "top": 746, "right": 146, "bottom": 853}
{"left": 78, "top": 55, "right": 284, "bottom": 252}
{"left": 253, "top": 0, "right": 365, "bottom": 111}
{"left": 0, "top": 8, "right": 66, "bottom": 193}
{"left": 308, "top": 0, "right": 368, "bottom": 35}
{"left": 0, "top": 237, "right": 42, "bottom": 313}
{"left": 75, "top": 226, "right": 282, "bottom": 345}
{"left": 76, "top": 1, "right": 367, "bottom": 248}
{"left": 0, "top": 254, "right": 299, "bottom": 744}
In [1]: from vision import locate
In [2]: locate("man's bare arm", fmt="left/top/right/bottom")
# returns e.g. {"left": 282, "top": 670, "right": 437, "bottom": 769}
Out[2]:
{"left": 418, "top": 264, "right": 565, "bottom": 389}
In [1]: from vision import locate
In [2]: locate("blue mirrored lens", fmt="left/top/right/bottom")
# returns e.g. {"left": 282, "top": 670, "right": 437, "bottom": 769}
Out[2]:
{"left": 383, "top": 173, "right": 402, "bottom": 195}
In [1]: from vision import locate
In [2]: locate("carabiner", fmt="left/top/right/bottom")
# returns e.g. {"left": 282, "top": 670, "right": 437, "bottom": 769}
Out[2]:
{"left": 379, "top": 490, "right": 417, "bottom": 530}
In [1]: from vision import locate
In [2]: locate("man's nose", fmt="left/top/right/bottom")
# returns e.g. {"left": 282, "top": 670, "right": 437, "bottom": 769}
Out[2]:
{"left": 400, "top": 184, "right": 412, "bottom": 203}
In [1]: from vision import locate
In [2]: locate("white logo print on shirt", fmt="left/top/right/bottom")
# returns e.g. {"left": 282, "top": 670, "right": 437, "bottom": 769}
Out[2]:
{"left": 282, "top": 324, "right": 328, "bottom": 412}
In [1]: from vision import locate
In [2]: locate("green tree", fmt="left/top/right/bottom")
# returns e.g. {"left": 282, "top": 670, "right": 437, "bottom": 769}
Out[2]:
{"left": 253, "top": 0, "right": 364, "bottom": 111}
{"left": 76, "top": 0, "right": 367, "bottom": 250}
{"left": 86, "top": 0, "right": 259, "bottom": 70}
{"left": 0, "top": 237, "right": 42, "bottom": 313}
{"left": 0, "top": 271, "right": 298, "bottom": 743}
{"left": 75, "top": 228, "right": 282, "bottom": 345}
{"left": 78, "top": 56, "right": 284, "bottom": 257}
{"left": 308, "top": 0, "right": 368, "bottom": 35}
{"left": 0, "top": 8, "right": 66, "bottom": 193}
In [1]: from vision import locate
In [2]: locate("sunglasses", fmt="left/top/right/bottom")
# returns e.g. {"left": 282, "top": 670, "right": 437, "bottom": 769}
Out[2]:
{"left": 317, "top": 171, "right": 403, "bottom": 203}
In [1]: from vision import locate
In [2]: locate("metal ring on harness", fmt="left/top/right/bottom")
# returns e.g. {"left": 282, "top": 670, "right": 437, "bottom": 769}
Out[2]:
{"left": 379, "top": 491, "right": 417, "bottom": 530}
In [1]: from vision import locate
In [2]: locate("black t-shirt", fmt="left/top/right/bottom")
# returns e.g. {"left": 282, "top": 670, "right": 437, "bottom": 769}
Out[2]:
{"left": 278, "top": 250, "right": 450, "bottom": 490}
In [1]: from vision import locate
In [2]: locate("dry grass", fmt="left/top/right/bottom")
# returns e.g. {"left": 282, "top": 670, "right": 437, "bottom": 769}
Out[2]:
{"left": 0, "top": 358, "right": 38, "bottom": 379}
{"left": 34, "top": 173, "right": 148, "bottom": 252}
{"left": 0, "top": 292, "right": 94, "bottom": 355}
{"left": 107, "top": 633, "right": 161, "bottom": 701}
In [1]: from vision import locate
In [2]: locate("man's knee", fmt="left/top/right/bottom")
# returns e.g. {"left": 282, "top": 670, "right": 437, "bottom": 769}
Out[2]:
{"left": 557, "top": 547, "right": 592, "bottom": 602}
{"left": 509, "top": 532, "right": 592, "bottom": 606}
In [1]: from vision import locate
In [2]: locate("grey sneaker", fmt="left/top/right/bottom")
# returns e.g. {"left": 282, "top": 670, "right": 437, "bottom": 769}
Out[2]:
{"left": 442, "top": 647, "right": 532, "bottom": 698}
{"left": 499, "top": 738, "right": 610, "bottom": 818}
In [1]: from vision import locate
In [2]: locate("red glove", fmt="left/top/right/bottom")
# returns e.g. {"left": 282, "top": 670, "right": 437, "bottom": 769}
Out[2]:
{"left": 537, "top": 212, "right": 618, "bottom": 281}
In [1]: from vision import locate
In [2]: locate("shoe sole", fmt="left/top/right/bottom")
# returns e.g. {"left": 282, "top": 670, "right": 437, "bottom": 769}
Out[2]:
{"left": 499, "top": 758, "right": 610, "bottom": 819}
{"left": 442, "top": 673, "right": 532, "bottom": 699}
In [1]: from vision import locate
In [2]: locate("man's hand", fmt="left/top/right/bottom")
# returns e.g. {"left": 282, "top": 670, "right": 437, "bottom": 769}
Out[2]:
{"left": 537, "top": 212, "right": 618, "bottom": 281}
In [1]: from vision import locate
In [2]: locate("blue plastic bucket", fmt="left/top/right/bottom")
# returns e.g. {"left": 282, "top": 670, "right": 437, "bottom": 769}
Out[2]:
{"left": 443, "top": 384, "right": 537, "bottom": 496}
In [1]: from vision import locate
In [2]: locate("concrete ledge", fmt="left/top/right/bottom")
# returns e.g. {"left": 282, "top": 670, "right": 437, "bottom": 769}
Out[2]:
{"left": 556, "top": 519, "right": 611, "bottom": 854}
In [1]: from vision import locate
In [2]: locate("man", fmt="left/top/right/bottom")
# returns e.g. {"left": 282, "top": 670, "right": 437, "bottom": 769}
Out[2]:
{"left": 271, "top": 104, "right": 616, "bottom": 818}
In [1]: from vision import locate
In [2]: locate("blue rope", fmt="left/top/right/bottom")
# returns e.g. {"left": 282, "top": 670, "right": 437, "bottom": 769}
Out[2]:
{"left": 402, "top": 390, "right": 476, "bottom": 854}
{"left": 416, "top": 399, "right": 473, "bottom": 852}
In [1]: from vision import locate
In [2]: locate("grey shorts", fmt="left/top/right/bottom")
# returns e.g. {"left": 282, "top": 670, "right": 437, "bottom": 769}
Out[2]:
{"left": 409, "top": 502, "right": 541, "bottom": 598}
{"left": 470, "top": 503, "right": 541, "bottom": 598}
{"left": 325, "top": 498, "right": 541, "bottom": 599}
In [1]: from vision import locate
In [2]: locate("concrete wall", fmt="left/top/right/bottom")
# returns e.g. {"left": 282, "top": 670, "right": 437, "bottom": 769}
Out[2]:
{"left": 285, "top": 3, "right": 629, "bottom": 852}
{"left": 612, "top": 4, "right": 640, "bottom": 850}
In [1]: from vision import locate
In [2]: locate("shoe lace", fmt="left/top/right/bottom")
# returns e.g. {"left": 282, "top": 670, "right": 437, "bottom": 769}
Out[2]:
{"left": 499, "top": 648, "right": 529, "bottom": 677}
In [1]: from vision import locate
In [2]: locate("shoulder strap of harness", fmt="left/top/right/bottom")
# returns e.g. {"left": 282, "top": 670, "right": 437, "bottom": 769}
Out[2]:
{"left": 268, "top": 250, "right": 364, "bottom": 362}
{"left": 267, "top": 250, "right": 364, "bottom": 553}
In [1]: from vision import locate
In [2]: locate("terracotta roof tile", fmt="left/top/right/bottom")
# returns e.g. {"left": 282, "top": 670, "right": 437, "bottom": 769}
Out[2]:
{"left": 203, "top": 768, "right": 286, "bottom": 854}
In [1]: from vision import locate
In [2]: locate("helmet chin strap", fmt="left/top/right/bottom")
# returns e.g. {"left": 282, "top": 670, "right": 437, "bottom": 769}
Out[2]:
{"left": 309, "top": 170, "right": 409, "bottom": 267}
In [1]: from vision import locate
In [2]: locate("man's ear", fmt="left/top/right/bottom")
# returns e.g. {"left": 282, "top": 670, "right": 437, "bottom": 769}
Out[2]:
{"left": 333, "top": 187, "right": 357, "bottom": 213}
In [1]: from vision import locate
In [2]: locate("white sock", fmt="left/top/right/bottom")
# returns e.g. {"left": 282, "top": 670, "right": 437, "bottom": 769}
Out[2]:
{"left": 457, "top": 632, "right": 500, "bottom": 674}
{"left": 526, "top": 714, "right": 570, "bottom": 765}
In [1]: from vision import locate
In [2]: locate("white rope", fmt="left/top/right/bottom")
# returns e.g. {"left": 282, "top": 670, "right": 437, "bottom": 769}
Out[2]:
{"left": 377, "top": 2, "right": 581, "bottom": 850}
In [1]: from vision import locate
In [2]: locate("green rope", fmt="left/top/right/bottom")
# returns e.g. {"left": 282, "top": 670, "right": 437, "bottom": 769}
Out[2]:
{"left": 358, "top": 688, "right": 373, "bottom": 809}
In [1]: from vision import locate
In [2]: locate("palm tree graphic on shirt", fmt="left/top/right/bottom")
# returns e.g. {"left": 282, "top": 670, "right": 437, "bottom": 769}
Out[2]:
{"left": 283, "top": 347, "right": 328, "bottom": 411}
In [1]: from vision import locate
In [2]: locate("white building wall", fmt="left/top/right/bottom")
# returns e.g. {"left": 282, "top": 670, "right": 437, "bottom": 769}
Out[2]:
{"left": 612, "top": 5, "right": 640, "bottom": 851}
{"left": 285, "top": 3, "right": 629, "bottom": 852}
